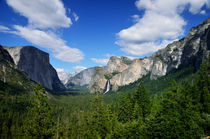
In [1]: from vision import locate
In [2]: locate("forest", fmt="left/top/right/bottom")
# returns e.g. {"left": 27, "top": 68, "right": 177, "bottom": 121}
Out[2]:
{"left": 0, "top": 59, "right": 209, "bottom": 138}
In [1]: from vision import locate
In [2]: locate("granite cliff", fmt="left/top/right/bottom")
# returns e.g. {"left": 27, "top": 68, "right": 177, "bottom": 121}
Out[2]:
{"left": 4, "top": 46, "right": 65, "bottom": 91}
{"left": 66, "top": 18, "right": 210, "bottom": 93}
{"left": 66, "top": 67, "right": 96, "bottom": 89}
{"left": 0, "top": 45, "right": 35, "bottom": 90}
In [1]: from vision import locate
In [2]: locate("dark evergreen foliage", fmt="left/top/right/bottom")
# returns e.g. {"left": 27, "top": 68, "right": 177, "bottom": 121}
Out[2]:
{"left": 0, "top": 58, "right": 209, "bottom": 138}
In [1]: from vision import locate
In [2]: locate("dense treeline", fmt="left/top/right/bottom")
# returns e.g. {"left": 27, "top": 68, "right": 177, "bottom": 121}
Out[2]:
{"left": 0, "top": 59, "right": 209, "bottom": 138}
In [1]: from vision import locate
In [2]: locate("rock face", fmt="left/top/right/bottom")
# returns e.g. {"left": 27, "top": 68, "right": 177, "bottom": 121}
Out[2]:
{"left": 67, "top": 18, "right": 210, "bottom": 93}
{"left": 0, "top": 45, "right": 16, "bottom": 83}
{"left": 0, "top": 45, "right": 35, "bottom": 90}
{"left": 4, "top": 46, "right": 65, "bottom": 91}
{"left": 66, "top": 67, "right": 96, "bottom": 89}
{"left": 111, "top": 58, "right": 153, "bottom": 91}
{"left": 0, "top": 45, "right": 14, "bottom": 64}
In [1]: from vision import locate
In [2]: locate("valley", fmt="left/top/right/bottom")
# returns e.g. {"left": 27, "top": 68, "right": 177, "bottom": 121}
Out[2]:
{"left": 0, "top": 10, "right": 210, "bottom": 139}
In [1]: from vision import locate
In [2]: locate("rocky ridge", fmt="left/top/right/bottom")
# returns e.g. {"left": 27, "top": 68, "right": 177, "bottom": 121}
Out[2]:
{"left": 66, "top": 18, "right": 210, "bottom": 93}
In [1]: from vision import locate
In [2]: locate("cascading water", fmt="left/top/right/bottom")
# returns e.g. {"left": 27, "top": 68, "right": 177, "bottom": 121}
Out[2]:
{"left": 104, "top": 80, "right": 110, "bottom": 94}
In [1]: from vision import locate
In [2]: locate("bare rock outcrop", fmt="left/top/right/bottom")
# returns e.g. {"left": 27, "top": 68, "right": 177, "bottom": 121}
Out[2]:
{"left": 4, "top": 46, "right": 65, "bottom": 91}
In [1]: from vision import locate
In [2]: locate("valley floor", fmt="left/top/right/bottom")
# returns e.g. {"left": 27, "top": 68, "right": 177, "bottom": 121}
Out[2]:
{"left": 0, "top": 60, "right": 209, "bottom": 138}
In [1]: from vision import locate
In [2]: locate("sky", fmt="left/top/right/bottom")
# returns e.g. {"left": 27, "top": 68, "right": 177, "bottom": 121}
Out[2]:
{"left": 0, "top": 0, "right": 210, "bottom": 77}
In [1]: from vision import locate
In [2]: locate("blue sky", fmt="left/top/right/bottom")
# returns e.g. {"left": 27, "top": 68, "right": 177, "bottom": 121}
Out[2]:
{"left": 0, "top": 0, "right": 210, "bottom": 76}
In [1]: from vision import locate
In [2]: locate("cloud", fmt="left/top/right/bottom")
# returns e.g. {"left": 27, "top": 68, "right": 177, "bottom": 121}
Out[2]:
{"left": 132, "top": 15, "right": 140, "bottom": 22}
{"left": 4, "top": 0, "right": 84, "bottom": 63}
{"left": 14, "top": 25, "right": 84, "bottom": 62}
{"left": 0, "top": 25, "right": 10, "bottom": 32}
{"left": 200, "top": 10, "right": 206, "bottom": 15}
{"left": 6, "top": 0, "right": 71, "bottom": 29}
{"left": 56, "top": 68, "right": 71, "bottom": 84}
{"left": 73, "top": 66, "right": 87, "bottom": 72}
{"left": 91, "top": 58, "right": 109, "bottom": 65}
{"left": 117, "top": 40, "right": 173, "bottom": 56}
{"left": 73, "top": 12, "right": 79, "bottom": 22}
{"left": 116, "top": 0, "right": 210, "bottom": 56}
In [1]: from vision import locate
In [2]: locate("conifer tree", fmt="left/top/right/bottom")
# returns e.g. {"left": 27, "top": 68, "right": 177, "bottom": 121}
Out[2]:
{"left": 147, "top": 81, "right": 202, "bottom": 138}
{"left": 196, "top": 59, "right": 210, "bottom": 113}
{"left": 133, "top": 82, "right": 150, "bottom": 120}
{"left": 84, "top": 96, "right": 116, "bottom": 138}
{"left": 23, "top": 83, "right": 54, "bottom": 138}
{"left": 117, "top": 94, "right": 134, "bottom": 122}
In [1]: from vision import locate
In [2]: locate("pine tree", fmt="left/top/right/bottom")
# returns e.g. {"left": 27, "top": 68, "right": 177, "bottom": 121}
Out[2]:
{"left": 195, "top": 58, "right": 210, "bottom": 135}
{"left": 23, "top": 83, "right": 54, "bottom": 138}
{"left": 117, "top": 94, "right": 134, "bottom": 123}
{"left": 147, "top": 81, "right": 202, "bottom": 138}
{"left": 83, "top": 96, "right": 117, "bottom": 138}
{"left": 133, "top": 82, "right": 151, "bottom": 120}
{"left": 196, "top": 59, "right": 210, "bottom": 113}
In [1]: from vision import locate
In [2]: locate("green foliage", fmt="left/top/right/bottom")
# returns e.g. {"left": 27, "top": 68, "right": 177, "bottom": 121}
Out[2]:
{"left": 104, "top": 73, "right": 112, "bottom": 80}
{"left": 117, "top": 94, "right": 134, "bottom": 123}
{"left": 23, "top": 83, "right": 55, "bottom": 138}
{"left": 133, "top": 82, "right": 151, "bottom": 120}
{"left": 112, "top": 71, "right": 119, "bottom": 76}
{"left": 68, "top": 96, "right": 118, "bottom": 138}
{"left": 0, "top": 81, "right": 30, "bottom": 138}
{"left": 146, "top": 81, "right": 203, "bottom": 138}
{"left": 196, "top": 59, "right": 210, "bottom": 113}
{"left": 104, "top": 71, "right": 120, "bottom": 80}
{"left": 0, "top": 57, "right": 209, "bottom": 138}
{"left": 85, "top": 96, "right": 116, "bottom": 138}
{"left": 122, "top": 58, "right": 133, "bottom": 65}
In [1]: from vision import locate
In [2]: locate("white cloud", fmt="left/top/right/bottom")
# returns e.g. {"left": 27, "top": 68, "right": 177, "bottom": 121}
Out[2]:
{"left": 116, "top": 0, "right": 210, "bottom": 56}
{"left": 91, "top": 58, "right": 109, "bottom": 65}
{"left": 56, "top": 68, "right": 66, "bottom": 72}
{"left": 132, "top": 15, "right": 140, "bottom": 22}
{"left": 56, "top": 68, "right": 71, "bottom": 84}
{"left": 118, "top": 12, "right": 185, "bottom": 43}
{"left": 14, "top": 25, "right": 84, "bottom": 62}
{"left": 73, "top": 66, "right": 87, "bottom": 72}
{"left": 0, "top": 25, "right": 10, "bottom": 32}
{"left": 4, "top": 0, "right": 84, "bottom": 63}
{"left": 73, "top": 12, "right": 79, "bottom": 22}
{"left": 116, "top": 40, "right": 173, "bottom": 56}
{"left": 200, "top": 10, "right": 206, "bottom": 15}
{"left": 6, "top": 0, "right": 71, "bottom": 29}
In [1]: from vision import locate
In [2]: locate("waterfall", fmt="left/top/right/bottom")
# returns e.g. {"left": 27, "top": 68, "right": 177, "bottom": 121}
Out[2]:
{"left": 104, "top": 80, "right": 110, "bottom": 94}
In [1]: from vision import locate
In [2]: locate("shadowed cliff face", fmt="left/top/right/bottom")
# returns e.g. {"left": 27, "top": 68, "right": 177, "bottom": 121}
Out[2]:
{"left": 67, "top": 18, "right": 210, "bottom": 93}
{"left": 0, "top": 45, "right": 35, "bottom": 91}
{"left": 4, "top": 46, "right": 65, "bottom": 91}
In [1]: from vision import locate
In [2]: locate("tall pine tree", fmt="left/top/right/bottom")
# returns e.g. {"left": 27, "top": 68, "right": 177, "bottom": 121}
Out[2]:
{"left": 23, "top": 83, "right": 54, "bottom": 138}
{"left": 133, "top": 82, "right": 151, "bottom": 120}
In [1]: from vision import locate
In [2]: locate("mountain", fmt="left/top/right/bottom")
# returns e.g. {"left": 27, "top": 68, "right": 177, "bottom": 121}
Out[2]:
{"left": 0, "top": 45, "right": 35, "bottom": 91}
{"left": 67, "top": 18, "right": 210, "bottom": 93}
{"left": 56, "top": 69, "right": 72, "bottom": 84}
{"left": 66, "top": 67, "right": 96, "bottom": 90}
{"left": 4, "top": 46, "right": 65, "bottom": 91}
